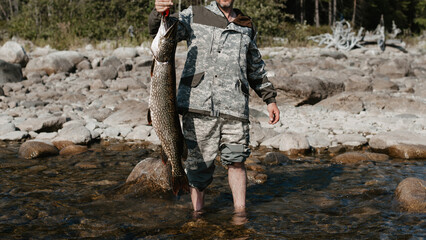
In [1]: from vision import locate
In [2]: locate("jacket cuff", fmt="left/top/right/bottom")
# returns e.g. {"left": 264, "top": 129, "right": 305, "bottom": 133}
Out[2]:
{"left": 265, "top": 98, "right": 276, "bottom": 105}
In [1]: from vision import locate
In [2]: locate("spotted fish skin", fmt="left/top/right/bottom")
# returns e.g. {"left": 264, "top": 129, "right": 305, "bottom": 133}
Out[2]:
{"left": 150, "top": 16, "right": 189, "bottom": 195}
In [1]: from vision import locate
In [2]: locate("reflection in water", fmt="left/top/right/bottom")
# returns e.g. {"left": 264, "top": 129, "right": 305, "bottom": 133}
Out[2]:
{"left": 0, "top": 141, "right": 425, "bottom": 239}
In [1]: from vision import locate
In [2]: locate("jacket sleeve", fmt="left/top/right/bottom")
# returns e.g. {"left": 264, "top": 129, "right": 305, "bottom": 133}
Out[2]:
{"left": 246, "top": 29, "right": 277, "bottom": 105}
{"left": 148, "top": 8, "right": 192, "bottom": 41}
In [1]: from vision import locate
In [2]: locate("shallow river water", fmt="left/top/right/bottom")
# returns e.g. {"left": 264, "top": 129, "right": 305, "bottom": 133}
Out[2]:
{"left": 0, "top": 141, "right": 425, "bottom": 239}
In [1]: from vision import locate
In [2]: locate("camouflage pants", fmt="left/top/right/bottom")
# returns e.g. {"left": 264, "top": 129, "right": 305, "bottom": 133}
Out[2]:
{"left": 182, "top": 112, "right": 251, "bottom": 191}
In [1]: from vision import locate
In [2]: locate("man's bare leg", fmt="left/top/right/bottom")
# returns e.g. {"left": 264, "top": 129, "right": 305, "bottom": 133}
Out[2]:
{"left": 228, "top": 162, "right": 246, "bottom": 211}
{"left": 190, "top": 187, "right": 205, "bottom": 212}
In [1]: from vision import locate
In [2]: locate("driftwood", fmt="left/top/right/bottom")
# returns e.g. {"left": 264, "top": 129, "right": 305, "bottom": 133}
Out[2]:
{"left": 309, "top": 16, "right": 407, "bottom": 53}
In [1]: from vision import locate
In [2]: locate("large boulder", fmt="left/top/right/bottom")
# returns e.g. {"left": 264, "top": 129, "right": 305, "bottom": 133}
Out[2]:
{"left": 103, "top": 100, "right": 149, "bottom": 127}
{"left": 125, "top": 158, "right": 172, "bottom": 193}
{"left": 25, "top": 51, "right": 84, "bottom": 75}
{"left": 395, "top": 177, "right": 426, "bottom": 213}
{"left": 18, "top": 140, "right": 59, "bottom": 159}
{"left": 271, "top": 75, "right": 345, "bottom": 106}
{"left": 0, "top": 41, "right": 29, "bottom": 67}
{"left": 15, "top": 116, "right": 66, "bottom": 133}
{"left": 369, "top": 130, "right": 426, "bottom": 150}
{"left": 0, "top": 60, "right": 23, "bottom": 84}
{"left": 375, "top": 59, "right": 411, "bottom": 79}
{"left": 261, "top": 132, "right": 310, "bottom": 155}
{"left": 53, "top": 123, "right": 92, "bottom": 144}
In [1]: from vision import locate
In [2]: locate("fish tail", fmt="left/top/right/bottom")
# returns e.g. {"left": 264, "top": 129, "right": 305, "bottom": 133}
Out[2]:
{"left": 171, "top": 171, "right": 189, "bottom": 195}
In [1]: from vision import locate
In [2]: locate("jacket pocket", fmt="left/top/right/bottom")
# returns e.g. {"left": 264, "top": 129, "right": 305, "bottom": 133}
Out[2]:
{"left": 180, "top": 72, "right": 205, "bottom": 87}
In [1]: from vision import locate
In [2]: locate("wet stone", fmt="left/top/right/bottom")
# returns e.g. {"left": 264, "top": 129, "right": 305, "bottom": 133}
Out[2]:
{"left": 75, "top": 162, "right": 99, "bottom": 169}
{"left": 247, "top": 170, "right": 267, "bottom": 184}
{"left": 18, "top": 140, "right": 59, "bottom": 159}
{"left": 388, "top": 144, "right": 426, "bottom": 159}
{"left": 331, "top": 152, "right": 369, "bottom": 164}
{"left": 59, "top": 144, "right": 88, "bottom": 156}
{"left": 263, "top": 152, "right": 291, "bottom": 166}
{"left": 395, "top": 177, "right": 426, "bottom": 213}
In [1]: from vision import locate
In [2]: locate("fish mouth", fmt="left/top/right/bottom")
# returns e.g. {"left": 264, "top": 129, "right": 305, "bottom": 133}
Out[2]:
{"left": 151, "top": 17, "right": 178, "bottom": 62}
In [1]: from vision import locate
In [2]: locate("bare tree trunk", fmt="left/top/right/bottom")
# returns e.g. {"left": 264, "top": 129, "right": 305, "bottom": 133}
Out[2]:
{"left": 315, "top": 0, "right": 319, "bottom": 27}
{"left": 328, "top": 0, "right": 332, "bottom": 26}
{"left": 178, "top": 0, "right": 181, "bottom": 12}
{"left": 8, "top": 0, "right": 13, "bottom": 16}
{"left": 352, "top": 0, "right": 356, "bottom": 26}
{"left": 300, "top": 0, "right": 304, "bottom": 24}
{"left": 333, "top": 0, "right": 337, "bottom": 25}
{"left": 0, "top": 3, "right": 9, "bottom": 21}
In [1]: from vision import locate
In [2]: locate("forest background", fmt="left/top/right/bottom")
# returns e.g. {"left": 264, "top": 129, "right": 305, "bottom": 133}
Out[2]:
{"left": 0, "top": 0, "right": 425, "bottom": 49}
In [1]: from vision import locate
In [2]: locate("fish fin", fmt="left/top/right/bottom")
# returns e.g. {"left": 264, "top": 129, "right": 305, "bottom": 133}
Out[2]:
{"left": 171, "top": 172, "right": 189, "bottom": 195}
{"left": 181, "top": 139, "right": 188, "bottom": 162}
{"left": 150, "top": 59, "right": 155, "bottom": 77}
{"left": 147, "top": 109, "right": 152, "bottom": 126}
{"left": 161, "top": 147, "right": 168, "bottom": 165}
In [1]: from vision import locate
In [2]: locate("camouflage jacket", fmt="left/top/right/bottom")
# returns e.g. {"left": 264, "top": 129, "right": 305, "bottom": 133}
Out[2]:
{"left": 148, "top": 1, "right": 277, "bottom": 121}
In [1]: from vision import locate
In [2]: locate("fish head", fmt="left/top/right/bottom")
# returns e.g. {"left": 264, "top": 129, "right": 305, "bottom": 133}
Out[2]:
{"left": 151, "top": 17, "right": 178, "bottom": 63}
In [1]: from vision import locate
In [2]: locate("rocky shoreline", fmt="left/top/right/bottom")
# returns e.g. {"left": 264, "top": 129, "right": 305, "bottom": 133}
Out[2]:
{"left": 2, "top": 39, "right": 425, "bottom": 158}
{"left": 0, "top": 39, "right": 425, "bottom": 212}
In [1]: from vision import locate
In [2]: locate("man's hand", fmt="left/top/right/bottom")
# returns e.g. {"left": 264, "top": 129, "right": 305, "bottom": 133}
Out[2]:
{"left": 155, "top": 0, "right": 173, "bottom": 14}
{"left": 267, "top": 102, "right": 280, "bottom": 125}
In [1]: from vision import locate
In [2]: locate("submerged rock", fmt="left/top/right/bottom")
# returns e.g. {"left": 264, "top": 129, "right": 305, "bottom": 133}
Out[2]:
{"left": 395, "top": 177, "right": 426, "bottom": 213}
{"left": 331, "top": 152, "right": 369, "bottom": 164}
{"left": 18, "top": 140, "right": 59, "bottom": 159}
{"left": 388, "top": 144, "right": 426, "bottom": 159}
{"left": 59, "top": 144, "right": 88, "bottom": 156}
{"left": 126, "top": 158, "right": 171, "bottom": 192}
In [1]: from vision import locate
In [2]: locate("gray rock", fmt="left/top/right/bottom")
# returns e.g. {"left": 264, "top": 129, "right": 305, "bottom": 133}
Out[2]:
{"left": 87, "top": 67, "right": 118, "bottom": 81}
{"left": 103, "top": 100, "right": 149, "bottom": 127}
{"left": 395, "top": 177, "right": 426, "bottom": 213}
{"left": 76, "top": 59, "right": 92, "bottom": 71}
{"left": 112, "top": 47, "right": 139, "bottom": 59}
{"left": 271, "top": 75, "right": 345, "bottom": 105}
{"left": 0, "top": 131, "right": 28, "bottom": 141}
{"left": 375, "top": 59, "right": 410, "bottom": 79}
{"left": 54, "top": 124, "right": 92, "bottom": 144}
{"left": 316, "top": 92, "right": 365, "bottom": 114}
{"left": 345, "top": 75, "right": 372, "bottom": 92}
{"left": 102, "top": 56, "right": 123, "bottom": 71}
{"left": 334, "top": 134, "right": 368, "bottom": 147}
{"left": 0, "top": 59, "right": 23, "bottom": 84}
{"left": 261, "top": 132, "right": 310, "bottom": 155}
{"left": 369, "top": 130, "right": 426, "bottom": 150}
{"left": 0, "top": 123, "right": 15, "bottom": 136}
{"left": 319, "top": 50, "right": 348, "bottom": 59}
{"left": 0, "top": 86, "right": 4, "bottom": 96}
{"left": 26, "top": 53, "right": 74, "bottom": 75}
{"left": 16, "top": 116, "right": 66, "bottom": 132}
{"left": 0, "top": 41, "right": 29, "bottom": 67}
{"left": 126, "top": 125, "right": 152, "bottom": 140}
{"left": 109, "top": 78, "right": 144, "bottom": 91}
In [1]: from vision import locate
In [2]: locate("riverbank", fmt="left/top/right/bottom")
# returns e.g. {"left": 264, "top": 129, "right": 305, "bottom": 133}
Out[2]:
{"left": 1, "top": 39, "right": 425, "bottom": 159}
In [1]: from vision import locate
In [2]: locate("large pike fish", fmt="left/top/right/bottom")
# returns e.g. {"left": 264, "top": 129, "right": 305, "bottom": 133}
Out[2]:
{"left": 149, "top": 14, "right": 189, "bottom": 195}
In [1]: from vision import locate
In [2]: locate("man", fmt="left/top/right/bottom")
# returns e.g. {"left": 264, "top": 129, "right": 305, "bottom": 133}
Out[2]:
{"left": 149, "top": 0, "right": 280, "bottom": 214}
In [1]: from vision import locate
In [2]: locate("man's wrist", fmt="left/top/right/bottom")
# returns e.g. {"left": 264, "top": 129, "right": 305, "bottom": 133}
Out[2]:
{"left": 265, "top": 98, "right": 276, "bottom": 105}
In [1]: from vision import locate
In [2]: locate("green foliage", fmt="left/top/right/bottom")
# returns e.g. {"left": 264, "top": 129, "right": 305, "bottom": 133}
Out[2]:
{"left": 6, "top": 0, "right": 154, "bottom": 49}
{"left": 414, "top": 0, "right": 426, "bottom": 28}
{"left": 1, "top": 0, "right": 425, "bottom": 48}
{"left": 234, "top": 0, "right": 288, "bottom": 40}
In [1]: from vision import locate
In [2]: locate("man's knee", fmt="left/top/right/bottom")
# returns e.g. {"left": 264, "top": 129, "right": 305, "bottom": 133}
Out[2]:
{"left": 229, "top": 162, "right": 245, "bottom": 168}
{"left": 220, "top": 143, "right": 251, "bottom": 166}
